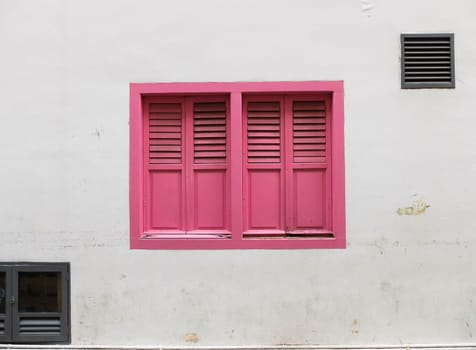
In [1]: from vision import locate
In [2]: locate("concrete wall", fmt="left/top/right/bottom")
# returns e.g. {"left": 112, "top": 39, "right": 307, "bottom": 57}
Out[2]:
{"left": 1, "top": 0, "right": 476, "bottom": 346}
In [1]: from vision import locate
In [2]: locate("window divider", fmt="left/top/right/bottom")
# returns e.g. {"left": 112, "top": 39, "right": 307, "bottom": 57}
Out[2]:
{"left": 184, "top": 98, "right": 194, "bottom": 232}
{"left": 230, "top": 91, "right": 244, "bottom": 242}
{"left": 284, "top": 96, "right": 294, "bottom": 233}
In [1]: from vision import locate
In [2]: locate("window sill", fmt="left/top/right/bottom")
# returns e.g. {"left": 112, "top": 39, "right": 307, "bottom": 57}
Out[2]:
{"left": 131, "top": 236, "right": 345, "bottom": 250}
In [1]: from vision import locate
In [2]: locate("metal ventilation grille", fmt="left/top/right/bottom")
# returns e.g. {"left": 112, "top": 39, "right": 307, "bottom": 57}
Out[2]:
{"left": 247, "top": 102, "right": 281, "bottom": 163}
{"left": 148, "top": 103, "right": 182, "bottom": 164}
{"left": 193, "top": 102, "right": 227, "bottom": 164}
{"left": 19, "top": 317, "right": 61, "bottom": 335}
{"left": 401, "top": 33, "right": 455, "bottom": 88}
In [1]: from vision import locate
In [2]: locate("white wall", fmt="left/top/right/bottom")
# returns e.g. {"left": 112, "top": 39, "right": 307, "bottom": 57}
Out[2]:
{"left": 1, "top": 0, "right": 476, "bottom": 346}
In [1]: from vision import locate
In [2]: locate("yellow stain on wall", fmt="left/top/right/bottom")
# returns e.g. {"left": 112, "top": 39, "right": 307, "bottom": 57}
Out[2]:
{"left": 184, "top": 333, "right": 200, "bottom": 343}
{"left": 397, "top": 198, "right": 430, "bottom": 216}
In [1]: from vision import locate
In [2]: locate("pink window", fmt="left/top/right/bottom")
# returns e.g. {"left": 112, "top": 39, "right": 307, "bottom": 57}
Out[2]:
{"left": 130, "top": 82, "right": 345, "bottom": 249}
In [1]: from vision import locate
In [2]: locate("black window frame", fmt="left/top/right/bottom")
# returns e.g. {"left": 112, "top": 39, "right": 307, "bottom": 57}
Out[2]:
{"left": 0, "top": 262, "right": 70, "bottom": 344}
{"left": 401, "top": 33, "right": 455, "bottom": 89}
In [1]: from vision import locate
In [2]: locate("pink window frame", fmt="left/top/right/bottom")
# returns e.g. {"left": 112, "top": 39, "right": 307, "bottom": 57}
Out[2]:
{"left": 130, "top": 81, "right": 345, "bottom": 249}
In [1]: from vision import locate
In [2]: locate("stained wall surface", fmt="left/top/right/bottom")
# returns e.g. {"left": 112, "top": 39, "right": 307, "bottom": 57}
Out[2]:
{"left": 1, "top": 0, "right": 476, "bottom": 346}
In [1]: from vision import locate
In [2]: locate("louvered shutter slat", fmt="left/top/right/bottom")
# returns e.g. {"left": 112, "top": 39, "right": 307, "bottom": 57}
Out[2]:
{"left": 194, "top": 139, "right": 226, "bottom": 145}
{"left": 293, "top": 101, "right": 327, "bottom": 163}
{"left": 194, "top": 119, "right": 225, "bottom": 126}
{"left": 249, "top": 131, "right": 280, "bottom": 138}
{"left": 248, "top": 138, "right": 280, "bottom": 145}
{"left": 149, "top": 140, "right": 180, "bottom": 146}
{"left": 193, "top": 102, "right": 227, "bottom": 164}
{"left": 150, "top": 145, "right": 181, "bottom": 151}
{"left": 149, "top": 126, "right": 181, "bottom": 132}
{"left": 294, "top": 143, "right": 326, "bottom": 150}
{"left": 248, "top": 118, "right": 279, "bottom": 125}
{"left": 195, "top": 144, "right": 226, "bottom": 151}
{"left": 148, "top": 103, "right": 182, "bottom": 164}
{"left": 248, "top": 144, "right": 280, "bottom": 151}
{"left": 194, "top": 125, "right": 226, "bottom": 132}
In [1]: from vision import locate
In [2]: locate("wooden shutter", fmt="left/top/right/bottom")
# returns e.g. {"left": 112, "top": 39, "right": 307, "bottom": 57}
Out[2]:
{"left": 146, "top": 98, "right": 230, "bottom": 236}
{"left": 146, "top": 100, "right": 185, "bottom": 234}
{"left": 148, "top": 103, "right": 182, "bottom": 164}
{"left": 244, "top": 98, "right": 284, "bottom": 235}
{"left": 287, "top": 97, "right": 330, "bottom": 235}
{"left": 189, "top": 100, "right": 230, "bottom": 233}
{"left": 244, "top": 96, "right": 332, "bottom": 237}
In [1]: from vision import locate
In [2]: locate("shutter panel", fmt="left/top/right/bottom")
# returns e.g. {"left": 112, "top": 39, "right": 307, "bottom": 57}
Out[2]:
{"left": 244, "top": 99, "right": 284, "bottom": 234}
{"left": 193, "top": 102, "right": 227, "bottom": 164}
{"left": 244, "top": 96, "right": 331, "bottom": 237}
{"left": 147, "top": 101, "right": 184, "bottom": 233}
{"left": 149, "top": 103, "right": 182, "bottom": 164}
{"left": 247, "top": 102, "right": 281, "bottom": 163}
{"left": 401, "top": 34, "right": 455, "bottom": 88}
{"left": 147, "top": 99, "right": 230, "bottom": 235}
{"left": 190, "top": 100, "right": 230, "bottom": 233}
{"left": 288, "top": 98, "right": 329, "bottom": 234}
{"left": 293, "top": 101, "right": 327, "bottom": 163}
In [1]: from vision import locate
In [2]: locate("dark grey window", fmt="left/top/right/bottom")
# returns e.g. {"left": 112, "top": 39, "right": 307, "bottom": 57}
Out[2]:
{"left": 0, "top": 263, "right": 70, "bottom": 344}
{"left": 401, "top": 33, "right": 455, "bottom": 89}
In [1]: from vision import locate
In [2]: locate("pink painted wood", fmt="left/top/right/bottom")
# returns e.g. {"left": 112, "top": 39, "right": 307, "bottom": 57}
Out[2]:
{"left": 286, "top": 95, "right": 331, "bottom": 235}
{"left": 141, "top": 96, "right": 230, "bottom": 236}
{"left": 187, "top": 96, "right": 230, "bottom": 234}
{"left": 243, "top": 94, "right": 330, "bottom": 237}
{"left": 243, "top": 95, "right": 285, "bottom": 235}
{"left": 143, "top": 97, "right": 186, "bottom": 234}
{"left": 130, "top": 81, "right": 345, "bottom": 249}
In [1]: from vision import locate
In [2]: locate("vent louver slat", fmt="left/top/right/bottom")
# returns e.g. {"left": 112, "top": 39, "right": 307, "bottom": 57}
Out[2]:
{"left": 19, "top": 317, "right": 61, "bottom": 335}
{"left": 247, "top": 102, "right": 281, "bottom": 163}
{"left": 149, "top": 103, "right": 182, "bottom": 164}
{"left": 293, "top": 101, "right": 326, "bottom": 163}
{"left": 194, "top": 102, "right": 227, "bottom": 164}
{"left": 401, "top": 34, "right": 454, "bottom": 88}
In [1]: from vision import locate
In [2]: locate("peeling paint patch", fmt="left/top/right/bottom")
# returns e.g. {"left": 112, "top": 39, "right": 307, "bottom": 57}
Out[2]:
{"left": 381, "top": 281, "right": 400, "bottom": 312}
{"left": 92, "top": 128, "right": 103, "bottom": 139}
{"left": 371, "top": 238, "right": 387, "bottom": 255}
{"left": 360, "top": 0, "right": 374, "bottom": 16}
{"left": 184, "top": 332, "right": 199, "bottom": 343}
{"left": 397, "top": 196, "right": 430, "bottom": 216}
{"left": 466, "top": 320, "right": 473, "bottom": 338}
{"left": 351, "top": 319, "right": 360, "bottom": 334}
